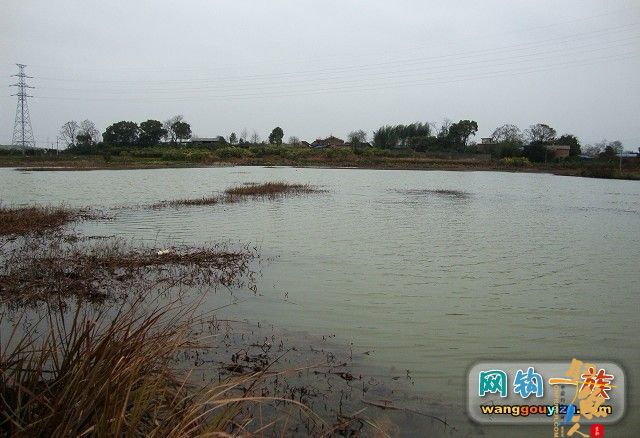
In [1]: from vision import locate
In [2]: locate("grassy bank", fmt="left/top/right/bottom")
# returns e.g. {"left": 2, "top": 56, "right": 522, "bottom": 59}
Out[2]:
{"left": 2, "top": 146, "right": 639, "bottom": 180}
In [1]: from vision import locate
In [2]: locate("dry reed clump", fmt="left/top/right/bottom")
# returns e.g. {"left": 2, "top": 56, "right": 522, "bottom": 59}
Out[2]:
{"left": 398, "top": 188, "right": 470, "bottom": 199}
{"left": 0, "top": 204, "right": 86, "bottom": 236}
{"left": 0, "top": 299, "right": 341, "bottom": 437}
{"left": 154, "top": 182, "right": 321, "bottom": 208}
{"left": 224, "top": 182, "right": 318, "bottom": 199}
{"left": 159, "top": 196, "right": 224, "bottom": 207}
{"left": 0, "top": 237, "right": 258, "bottom": 305}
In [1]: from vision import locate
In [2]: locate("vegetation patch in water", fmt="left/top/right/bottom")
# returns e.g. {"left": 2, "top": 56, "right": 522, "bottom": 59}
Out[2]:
{"left": 157, "top": 195, "right": 224, "bottom": 207}
{"left": 399, "top": 188, "right": 471, "bottom": 199}
{"left": 0, "top": 236, "right": 258, "bottom": 305}
{"left": 0, "top": 204, "right": 90, "bottom": 237}
{"left": 224, "top": 181, "right": 318, "bottom": 199}
{"left": 154, "top": 181, "right": 322, "bottom": 208}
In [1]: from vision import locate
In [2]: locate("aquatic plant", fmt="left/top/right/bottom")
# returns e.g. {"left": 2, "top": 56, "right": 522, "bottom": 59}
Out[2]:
{"left": 0, "top": 236, "right": 258, "bottom": 305}
{"left": 154, "top": 181, "right": 322, "bottom": 208}
{"left": 398, "top": 188, "right": 471, "bottom": 199}
{"left": 0, "top": 204, "right": 86, "bottom": 237}
{"left": 224, "top": 182, "right": 318, "bottom": 199}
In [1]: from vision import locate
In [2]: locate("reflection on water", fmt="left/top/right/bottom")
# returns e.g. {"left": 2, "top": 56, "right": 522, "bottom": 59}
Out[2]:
{"left": 1, "top": 166, "right": 639, "bottom": 436}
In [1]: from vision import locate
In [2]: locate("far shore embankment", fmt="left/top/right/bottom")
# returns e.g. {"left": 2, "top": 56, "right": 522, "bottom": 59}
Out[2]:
{"left": 1, "top": 146, "right": 638, "bottom": 180}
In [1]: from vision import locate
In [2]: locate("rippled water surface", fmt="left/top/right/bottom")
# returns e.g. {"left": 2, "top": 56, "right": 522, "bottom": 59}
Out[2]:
{"left": 2, "top": 166, "right": 639, "bottom": 436}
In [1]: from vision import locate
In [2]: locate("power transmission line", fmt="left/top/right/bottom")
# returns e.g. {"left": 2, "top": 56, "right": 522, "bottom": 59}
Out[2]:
{"left": 32, "top": 33, "right": 640, "bottom": 96}
{"left": 31, "top": 48, "right": 640, "bottom": 103}
{"left": 4, "top": 5, "right": 636, "bottom": 76}
{"left": 15, "top": 19, "right": 638, "bottom": 89}
{"left": 11, "top": 64, "right": 35, "bottom": 150}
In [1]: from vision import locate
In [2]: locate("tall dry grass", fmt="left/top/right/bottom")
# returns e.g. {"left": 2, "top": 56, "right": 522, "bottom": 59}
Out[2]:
{"left": 0, "top": 298, "right": 334, "bottom": 437}
{"left": 224, "top": 182, "right": 317, "bottom": 199}
{"left": 0, "top": 205, "right": 82, "bottom": 237}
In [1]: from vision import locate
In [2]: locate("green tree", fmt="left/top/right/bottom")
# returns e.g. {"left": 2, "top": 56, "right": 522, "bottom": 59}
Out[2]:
{"left": 523, "top": 144, "right": 547, "bottom": 162}
{"left": 347, "top": 130, "right": 368, "bottom": 147}
{"left": 75, "top": 132, "right": 94, "bottom": 148}
{"left": 448, "top": 120, "right": 478, "bottom": 149}
{"left": 138, "top": 120, "right": 167, "bottom": 147}
{"left": 172, "top": 121, "right": 192, "bottom": 144}
{"left": 407, "top": 135, "right": 438, "bottom": 152}
{"left": 556, "top": 134, "right": 581, "bottom": 157}
{"left": 229, "top": 132, "right": 237, "bottom": 144}
{"left": 489, "top": 124, "right": 524, "bottom": 158}
{"left": 268, "top": 127, "right": 284, "bottom": 145}
{"left": 103, "top": 121, "right": 139, "bottom": 146}
{"left": 373, "top": 125, "right": 399, "bottom": 149}
{"left": 398, "top": 122, "right": 431, "bottom": 147}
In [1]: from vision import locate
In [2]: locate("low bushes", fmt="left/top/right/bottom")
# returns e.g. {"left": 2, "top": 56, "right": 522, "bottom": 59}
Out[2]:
{"left": 498, "top": 157, "right": 531, "bottom": 167}
{"left": 214, "top": 146, "right": 253, "bottom": 159}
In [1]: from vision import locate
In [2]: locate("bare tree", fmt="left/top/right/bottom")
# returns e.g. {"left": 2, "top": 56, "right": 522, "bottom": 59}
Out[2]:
{"left": 437, "top": 118, "right": 452, "bottom": 139}
{"left": 240, "top": 128, "right": 249, "bottom": 143}
{"left": 582, "top": 144, "right": 601, "bottom": 157}
{"left": 79, "top": 120, "right": 101, "bottom": 143}
{"left": 592, "top": 139, "right": 623, "bottom": 155}
{"left": 60, "top": 121, "right": 80, "bottom": 147}
{"left": 288, "top": 136, "right": 300, "bottom": 146}
{"left": 491, "top": 124, "right": 523, "bottom": 144}
{"left": 163, "top": 115, "right": 184, "bottom": 144}
{"left": 250, "top": 131, "right": 261, "bottom": 145}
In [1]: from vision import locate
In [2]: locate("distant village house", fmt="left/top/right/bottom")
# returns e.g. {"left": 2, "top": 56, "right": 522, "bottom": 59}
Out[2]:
{"left": 190, "top": 136, "right": 227, "bottom": 147}
{"left": 544, "top": 144, "right": 570, "bottom": 159}
{"left": 311, "top": 136, "right": 345, "bottom": 148}
{"left": 475, "top": 137, "right": 497, "bottom": 153}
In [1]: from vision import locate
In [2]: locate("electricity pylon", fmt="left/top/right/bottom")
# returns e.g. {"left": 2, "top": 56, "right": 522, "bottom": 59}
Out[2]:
{"left": 11, "top": 64, "right": 35, "bottom": 150}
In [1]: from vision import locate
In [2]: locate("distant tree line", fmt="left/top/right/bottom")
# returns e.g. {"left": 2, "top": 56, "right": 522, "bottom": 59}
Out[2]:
{"left": 367, "top": 119, "right": 629, "bottom": 162}
{"left": 371, "top": 120, "right": 478, "bottom": 152}
{"left": 486, "top": 123, "right": 623, "bottom": 162}
{"left": 61, "top": 115, "right": 192, "bottom": 152}
{"left": 58, "top": 115, "right": 630, "bottom": 163}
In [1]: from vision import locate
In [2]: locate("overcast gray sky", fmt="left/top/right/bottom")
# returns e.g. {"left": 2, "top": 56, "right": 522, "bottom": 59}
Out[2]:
{"left": 1, "top": 0, "right": 639, "bottom": 148}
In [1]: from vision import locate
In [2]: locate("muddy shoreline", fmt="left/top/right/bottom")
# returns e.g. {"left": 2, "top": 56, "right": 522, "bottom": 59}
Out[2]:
{"left": 0, "top": 199, "right": 464, "bottom": 435}
{"left": 3, "top": 156, "right": 639, "bottom": 180}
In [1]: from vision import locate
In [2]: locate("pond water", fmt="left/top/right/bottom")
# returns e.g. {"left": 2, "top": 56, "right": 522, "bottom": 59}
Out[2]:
{"left": 1, "top": 166, "right": 639, "bottom": 436}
